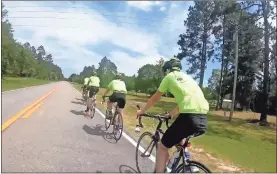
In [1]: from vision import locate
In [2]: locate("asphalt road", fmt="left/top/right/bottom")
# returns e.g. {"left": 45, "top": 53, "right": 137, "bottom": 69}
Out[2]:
{"left": 1, "top": 81, "right": 154, "bottom": 173}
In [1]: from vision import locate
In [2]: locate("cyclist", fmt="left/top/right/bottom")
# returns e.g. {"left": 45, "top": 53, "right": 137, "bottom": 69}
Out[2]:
{"left": 137, "top": 57, "right": 209, "bottom": 173}
{"left": 82, "top": 77, "right": 89, "bottom": 97}
{"left": 84, "top": 71, "right": 100, "bottom": 116}
{"left": 102, "top": 73, "right": 127, "bottom": 121}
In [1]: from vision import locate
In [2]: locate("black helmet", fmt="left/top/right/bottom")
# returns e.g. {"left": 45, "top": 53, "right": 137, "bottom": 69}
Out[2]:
{"left": 162, "top": 57, "right": 182, "bottom": 74}
{"left": 115, "top": 72, "right": 122, "bottom": 79}
{"left": 91, "top": 70, "right": 97, "bottom": 76}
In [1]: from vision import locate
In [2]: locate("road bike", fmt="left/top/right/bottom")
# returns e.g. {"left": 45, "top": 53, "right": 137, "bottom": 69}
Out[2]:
{"left": 135, "top": 105, "right": 211, "bottom": 173}
{"left": 101, "top": 96, "right": 123, "bottom": 141}
{"left": 82, "top": 86, "right": 88, "bottom": 103}
{"left": 86, "top": 92, "right": 96, "bottom": 119}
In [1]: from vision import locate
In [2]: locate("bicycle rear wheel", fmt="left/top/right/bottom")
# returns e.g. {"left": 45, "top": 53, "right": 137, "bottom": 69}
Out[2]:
{"left": 104, "top": 110, "right": 112, "bottom": 130}
{"left": 175, "top": 160, "right": 211, "bottom": 173}
{"left": 89, "top": 107, "right": 95, "bottom": 119}
{"left": 136, "top": 132, "right": 157, "bottom": 173}
{"left": 113, "top": 112, "right": 123, "bottom": 141}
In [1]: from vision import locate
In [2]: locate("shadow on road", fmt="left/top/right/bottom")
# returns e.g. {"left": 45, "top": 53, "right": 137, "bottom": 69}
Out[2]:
{"left": 82, "top": 124, "right": 117, "bottom": 144}
{"left": 71, "top": 101, "right": 85, "bottom": 105}
{"left": 119, "top": 164, "right": 137, "bottom": 173}
{"left": 70, "top": 110, "right": 84, "bottom": 116}
{"left": 75, "top": 97, "right": 84, "bottom": 102}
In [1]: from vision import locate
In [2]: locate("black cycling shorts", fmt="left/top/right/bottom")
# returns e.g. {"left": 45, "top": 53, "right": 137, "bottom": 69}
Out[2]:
{"left": 161, "top": 113, "right": 207, "bottom": 148}
{"left": 88, "top": 86, "right": 99, "bottom": 98}
{"left": 109, "top": 93, "right": 126, "bottom": 109}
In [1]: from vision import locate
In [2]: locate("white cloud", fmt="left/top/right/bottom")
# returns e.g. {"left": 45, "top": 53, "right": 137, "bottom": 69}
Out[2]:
{"left": 160, "top": 6, "right": 166, "bottom": 12}
{"left": 4, "top": 1, "right": 165, "bottom": 77}
{"left": 127, "top": 1, "right": 163, "bottom": 12}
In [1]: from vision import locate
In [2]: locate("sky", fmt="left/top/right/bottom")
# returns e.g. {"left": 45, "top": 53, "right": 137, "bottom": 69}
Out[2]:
{"left": 3, "top": 1, "right": 223, "bottom": 86}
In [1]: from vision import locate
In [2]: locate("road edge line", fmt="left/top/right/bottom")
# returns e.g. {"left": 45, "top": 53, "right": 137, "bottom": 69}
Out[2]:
{"left": 71, "top": 84, "right": 156, "bottom": 163}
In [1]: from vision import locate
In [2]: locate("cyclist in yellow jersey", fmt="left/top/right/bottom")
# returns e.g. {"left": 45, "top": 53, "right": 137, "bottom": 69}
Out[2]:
{"left": 102, "top": 73, "right": 127, "bottom": 119}
{"left": 82, "top": 77, "right": 89, "bottom": 94}
{"left": 84, "top": 71, "right": 100, "bottom": 116}
{"left": 137, "top": 57, "right": 209, "bottom": 173}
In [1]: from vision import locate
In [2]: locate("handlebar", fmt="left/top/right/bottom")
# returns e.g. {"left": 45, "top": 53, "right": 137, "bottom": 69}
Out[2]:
{"left": 101, "top": 95, "right": 110, "bottom": 104}
{"left": 136, "top": 104, "right": 171, "bottom": 128}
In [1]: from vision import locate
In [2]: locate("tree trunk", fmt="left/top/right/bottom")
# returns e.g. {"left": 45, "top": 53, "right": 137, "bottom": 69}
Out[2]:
{"left": 216, "top": 14, "right": 226, "bottom": 110}
{"left": 260, "top": 1, "right": 270, "bottom": 124}
{"left": 199, "top": 30, "right": 208, "bottom": 88}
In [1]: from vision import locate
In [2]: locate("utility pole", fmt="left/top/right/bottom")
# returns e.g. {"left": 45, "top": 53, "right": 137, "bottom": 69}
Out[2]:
{"left": 229, "top": 18, "right": 239, "bottom": 122}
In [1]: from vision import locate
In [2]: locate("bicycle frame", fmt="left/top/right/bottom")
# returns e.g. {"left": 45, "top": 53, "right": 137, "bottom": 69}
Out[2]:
{"left": 139, "top": 113, "right": 193, "bottom": 173}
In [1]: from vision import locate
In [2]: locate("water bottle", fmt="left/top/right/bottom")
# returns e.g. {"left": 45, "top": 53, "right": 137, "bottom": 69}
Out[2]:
{"left": 166, "top": 150, "right": 179, "bottom": 172}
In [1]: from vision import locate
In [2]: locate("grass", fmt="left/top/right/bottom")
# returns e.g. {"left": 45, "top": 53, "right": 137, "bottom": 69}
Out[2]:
{"left": 1, "top": 77, "right": 53, "bottom": 92}
{"left": 72, "top": 83, "right": 277, "bottom": 172}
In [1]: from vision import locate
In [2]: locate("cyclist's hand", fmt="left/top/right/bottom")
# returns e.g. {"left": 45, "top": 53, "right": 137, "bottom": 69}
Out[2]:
{"left": 165, "top": 112, "right": 172, "bottom": 119}
{"left": 137, "top": 110, "right": 144, "bottom": 118}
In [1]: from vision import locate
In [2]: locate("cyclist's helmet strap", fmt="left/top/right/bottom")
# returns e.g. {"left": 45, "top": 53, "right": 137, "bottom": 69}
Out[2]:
{"left": 162, "top": 57, "right": 182, "bottom": 74}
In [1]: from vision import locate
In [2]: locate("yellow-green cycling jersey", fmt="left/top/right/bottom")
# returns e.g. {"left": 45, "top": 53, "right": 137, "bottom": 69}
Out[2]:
{"left": 84, "top": 77, "right": 89, "bottom": 85}
{"left": 107, "top": 79, "right": 127, "bottom": 93}
{"left": 158, "top": 71, "right": 209, "bottom": 114}
{"left": 88, "top": 76, "right": 100, "bottom": 87}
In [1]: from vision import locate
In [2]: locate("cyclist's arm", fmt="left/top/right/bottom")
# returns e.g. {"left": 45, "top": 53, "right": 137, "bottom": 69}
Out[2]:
{"left": 141, "top": 77, "right": 169, "bottom": 113}
{"left": 169, "top": 106, "right": 179, "bottom": 118}
{"left": 103, "top": 89, "right": 110, "bottom": 96}
{"left": 140, "top": 91, "right": 163, "bottom": 113}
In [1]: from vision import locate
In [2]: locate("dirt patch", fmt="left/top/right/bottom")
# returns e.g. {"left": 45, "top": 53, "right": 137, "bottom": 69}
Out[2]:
{"left": 189, "top": 147, "right": 247, "bottom": 172}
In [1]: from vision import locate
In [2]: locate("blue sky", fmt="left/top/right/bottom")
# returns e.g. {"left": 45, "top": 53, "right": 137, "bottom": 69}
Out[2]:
{"left": 3, "top": 1, "right": 222, "bottom": 86}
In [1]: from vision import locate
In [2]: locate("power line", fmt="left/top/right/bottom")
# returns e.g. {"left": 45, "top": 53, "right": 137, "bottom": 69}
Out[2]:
{"left": 6, "top": 5, "right": 177, "bottom": 21}
{"left": 12, "top": 24, "right": 180, "bottom": 47}
{"left": 8, "top": 16, "right": 184, "bottom": 32}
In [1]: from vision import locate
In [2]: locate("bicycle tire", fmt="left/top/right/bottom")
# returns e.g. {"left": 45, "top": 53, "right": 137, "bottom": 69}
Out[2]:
{"left": 113, "top": 112, "right": 123, "bottom": 141}
{"left": 136, "top": 132, "right": 157, "bottom": 173}
{"left": 105, "top": 110, "right": 112, "bottom": 130}
{"left": 175, "top": 160, "right": 211, "bottom": 173}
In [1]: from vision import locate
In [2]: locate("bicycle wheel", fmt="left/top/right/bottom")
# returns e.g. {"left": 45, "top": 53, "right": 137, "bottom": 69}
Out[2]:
{"left": 175, "top": 160, "right": 211, "bottom": 173}
{"left": 136, "top": 132, "right": 157, "bottom": 173}
{"left": 113, "top": 112, "right": 123, "bottom": 141}
{"left": 104, "top": 110, "right": 112, "bottom": 130}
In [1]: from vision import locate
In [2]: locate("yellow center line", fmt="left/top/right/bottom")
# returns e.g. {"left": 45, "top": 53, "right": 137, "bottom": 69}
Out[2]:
{"left": 1, "top": 87, "right": 59, "bottom": 132}
{"left": 22, "top": 103, "right": 41, "bottom": 119}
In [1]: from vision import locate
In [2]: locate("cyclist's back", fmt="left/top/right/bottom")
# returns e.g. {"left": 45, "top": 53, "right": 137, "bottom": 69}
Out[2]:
{"left": 160, "top": 71, "right": 209, "bottom": 114}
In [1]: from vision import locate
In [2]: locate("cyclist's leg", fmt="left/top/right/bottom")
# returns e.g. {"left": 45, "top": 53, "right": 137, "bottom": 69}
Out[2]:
{"left": 155, "top": 114, "right": 196, "bottom": 173}
{"left": 116, "top": 93, "right": 126, "bottom": 117}
{"left": 107, "top": 93, "right": 116, "bottom": 118}
{"left": 91, "top": 87, "right": 99, "bottom": 108}
{"left": 85, "top": 86, "right": 93, "bottom": 113}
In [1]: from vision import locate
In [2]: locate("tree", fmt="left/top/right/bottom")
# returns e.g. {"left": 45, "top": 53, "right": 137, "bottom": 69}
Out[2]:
{"left": 177, "top": 1, "right": 218, "bottom": 88}
{"left": 208, "top": 69, "right": 221, "bottom": 92}
{"left": 97, "top": 56, "right": 117, "bottom": 87}
{"left": 242, "top": 1, "right": 276, "bottom": 123}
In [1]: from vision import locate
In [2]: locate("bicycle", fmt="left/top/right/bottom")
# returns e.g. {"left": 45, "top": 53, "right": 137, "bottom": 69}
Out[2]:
{"left": 101, "top": 96, "right": 123, "bottom": 141}
{"left": 86, "top": 92, "right": 96, "bottom": 119}
{"left": 82, "top": 86, "right": 88, "bottom": 103}
{"left": 135, "top": 106, "right": 211, "bottom": 173}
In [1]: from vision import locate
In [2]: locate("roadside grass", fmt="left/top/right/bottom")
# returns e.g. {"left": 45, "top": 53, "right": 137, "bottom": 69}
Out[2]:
{"left": 1, "top": 77, "right": 53, "bottom": 92}
{"left": 72, "top": 83, "right": 277, "bottom": 172}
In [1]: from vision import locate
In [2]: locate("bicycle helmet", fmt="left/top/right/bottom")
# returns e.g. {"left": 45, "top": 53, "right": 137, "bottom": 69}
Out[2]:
{"left": 115, "top": 72, "right": 122, "bottom": 79}
{"left": 162, "top": 57, "right": 182, "bottom": 74}
{"left": 91, "top": 70, "right": 97, "bottom": 76}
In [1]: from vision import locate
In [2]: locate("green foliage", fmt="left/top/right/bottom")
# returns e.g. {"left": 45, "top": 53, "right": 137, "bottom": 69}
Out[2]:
{"left": 1, "top": 4, "right": 64, "bottom": 80}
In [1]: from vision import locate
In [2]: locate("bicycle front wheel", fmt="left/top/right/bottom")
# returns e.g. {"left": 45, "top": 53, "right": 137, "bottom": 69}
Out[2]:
{"left": 113, "top": 112, "right": 123, "bottom": 141}
{"left": 175, "top": 160, "right": 211, "bottom": 173}
{"left": 136, "top": 132, "right": 157, "bottom": 173}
